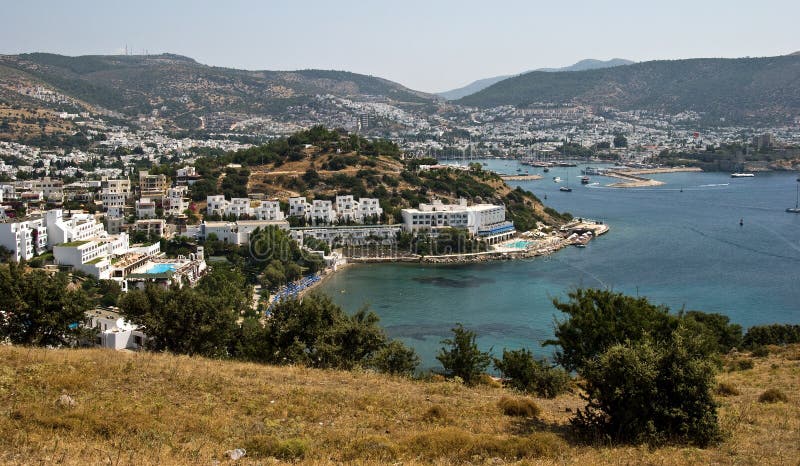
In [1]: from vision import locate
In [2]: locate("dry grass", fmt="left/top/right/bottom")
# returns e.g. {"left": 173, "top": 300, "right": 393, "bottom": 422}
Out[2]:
{"left": 0, "top": 345, "right": 797, "bottom": 465}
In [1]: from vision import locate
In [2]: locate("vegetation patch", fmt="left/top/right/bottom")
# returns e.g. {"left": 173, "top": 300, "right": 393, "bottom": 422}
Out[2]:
{"left": 758, "top": 388, "right": 789, "bottom": 404}
{"left": 498, "top": 396, "right": 541, "bottom": 418}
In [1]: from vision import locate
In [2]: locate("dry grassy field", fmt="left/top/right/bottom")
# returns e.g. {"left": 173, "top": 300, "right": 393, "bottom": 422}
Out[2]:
{"left": 0, "top": 345, "right": 797, "bottom": 465}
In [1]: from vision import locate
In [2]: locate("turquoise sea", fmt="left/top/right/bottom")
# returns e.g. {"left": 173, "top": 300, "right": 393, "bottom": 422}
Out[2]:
{"left": 319, "top": 160, "right": 800, "bottom": 369}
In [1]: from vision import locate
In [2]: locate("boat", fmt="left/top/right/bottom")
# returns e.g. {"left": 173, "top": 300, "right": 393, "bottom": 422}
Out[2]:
{"left": 543, "top": 168, "right": 550, "bottom": 173}
{"left": 787, "top": 182, "right": 800, "bottom": 213}
{"left": 560, "top": 186, "right": 573, "bottom": 192}
{"left": 731, "top": 173, "right": 755, "bottom": 178}
{"left": 574, "top": 243, "right": 586, "bottom": 248}
{"left": 553, "top": 176, "right": 561, "bottom": 182}
{"left": 580, "top": 176, "right": 590, "bottom": 184}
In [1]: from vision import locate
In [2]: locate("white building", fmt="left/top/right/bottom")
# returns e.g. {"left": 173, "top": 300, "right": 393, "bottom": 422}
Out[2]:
{"left": 44, "top": 209, "right": 106, "bottom": 247}
{"left": 310, "top": 200, "right": 336, "bottom": 224}
{"left": 162, "top": 186, "right": 189, "bottom": 217}
{"left": 85, "top": 307, "right": 147, "bottom": 350}
{"left": 199, "top": 219, "right": 290, "bottom": 245}
{"left": 401, "top": 199, "right": 515, "bottom": 244}
{"left": 291, "top": 224, "right": 400, "bottom": 246}
{"left": 335, "top": 195, "right": 358, "bottom": 221}
{"left": 135, "top": 198, "right": 157, "bottom": 219}
{"left": 357, "top": 198, "right": 383, "bottom": 222}
{"left": 206, "top": 195, "right": 285, "bottom": 221}
{"left": 0, "top": 217, "right": 48, "bottom": 262}
{"left": 289, "top": 196, "right": 310, "bottom": 218}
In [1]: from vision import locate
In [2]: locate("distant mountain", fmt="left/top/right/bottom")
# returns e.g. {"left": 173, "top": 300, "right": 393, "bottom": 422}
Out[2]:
{"left": 0, "top": 53, "right": 437, "bottom": 129}
{"left": 437, "top": 58, "right": 633, "bottom": 100}
{"left": 456, "top": 55, "right": 800, "bottom": 124}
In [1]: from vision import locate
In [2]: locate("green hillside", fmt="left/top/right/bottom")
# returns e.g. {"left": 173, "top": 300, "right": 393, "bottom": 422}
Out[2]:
{"left": 457, "top": 55, "right": 800, "bottom": 124}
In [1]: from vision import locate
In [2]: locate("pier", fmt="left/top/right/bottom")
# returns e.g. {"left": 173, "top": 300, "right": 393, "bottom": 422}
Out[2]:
{"left": 500, "top": 174, "right": 543, "bottom": 181}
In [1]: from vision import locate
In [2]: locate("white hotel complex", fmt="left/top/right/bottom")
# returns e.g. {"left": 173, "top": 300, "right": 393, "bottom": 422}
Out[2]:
{"left": 400, "top": 199, "right": 516, "bottom": 244}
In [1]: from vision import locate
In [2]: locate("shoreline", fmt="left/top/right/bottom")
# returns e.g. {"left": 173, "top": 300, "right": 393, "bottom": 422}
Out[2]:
{"left": 295, "top": 221, "right": 610, "bottom": 295}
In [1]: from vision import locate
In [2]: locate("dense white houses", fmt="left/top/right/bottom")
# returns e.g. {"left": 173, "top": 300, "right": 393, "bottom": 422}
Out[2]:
{"left": 401, "top": 199, "right": 516, "bottom": 244}
{"left": 0, "top": 217, "right": 48, "bottom": 261}
{"left": 205, "top": 195, "right": 284, "bottom": 221}
{"left": 288, "top": 195, "right": 383, "bottom": 224}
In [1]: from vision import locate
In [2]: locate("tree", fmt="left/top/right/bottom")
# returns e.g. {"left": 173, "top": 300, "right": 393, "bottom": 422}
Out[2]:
{"left": 546, "top": 289, "right": 677, "bottom": 371}
{"left": 436, "top": 324, "right": 491, "bottom": 384}
{"left": 613, "top": 134, "right": 628, "bottom": 148}
{"left": 372, "top": 340, "right": 420, "bottom": 376}
{"left": 118, "top": 283, "right": 238, "bottom": 358}
{"left": 0, "top": 263, "right": 91, "bottom": 347}
{"left": 317, "top": 307, "right": 387, "bottom": 370}
{"left": 575, "top": 327, "right": 721, "bottom": 446}
{"left": 494, "top": 348, "right": 570, "bottom": 398}
{"left": 681, "top": 310, "right": 743, "bottom": 354}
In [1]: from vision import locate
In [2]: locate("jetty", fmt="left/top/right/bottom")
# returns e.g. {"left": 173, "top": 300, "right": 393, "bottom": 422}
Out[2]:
{"left": 604, "top": 167, "right": 702, "bottom": 188}
{"left": 500, "top": 174, "right": 543, "bottom": 181}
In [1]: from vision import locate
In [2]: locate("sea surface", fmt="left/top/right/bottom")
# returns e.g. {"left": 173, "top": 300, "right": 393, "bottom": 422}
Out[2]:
{"left": 318, "top": 160, "right": 800, "bottom": 369}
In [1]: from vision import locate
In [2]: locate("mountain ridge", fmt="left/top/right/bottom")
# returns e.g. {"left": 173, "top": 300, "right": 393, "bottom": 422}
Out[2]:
{"left": 437, "top": 58, "right": 634, "bottom": 100}
{"left": 456, "top": 54, "right": 800, "bottom": 124}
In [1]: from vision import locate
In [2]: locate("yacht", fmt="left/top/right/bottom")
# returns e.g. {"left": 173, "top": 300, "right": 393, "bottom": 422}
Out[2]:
{"left": 581, "top": 176, "right": 590, "bottom": 184}
{"left": 553, "top": 176, "right": 562, "bottom": 182}
{"left": 730, "top": 173, "right": 755, "bottom": 178}
{"left": 560, "top": 186, "right": 573, "bottom": 192}
{"left": 787, "top": 182, "right": 800, "bottom": 213}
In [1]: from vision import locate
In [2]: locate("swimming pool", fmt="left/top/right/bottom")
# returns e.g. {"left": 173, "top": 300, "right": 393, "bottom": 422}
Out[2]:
{"left": 146, "top": 263, "right": 176, "bottom": 274}
{"left": 507, "top": 240, "right": 533, "bottom": 249}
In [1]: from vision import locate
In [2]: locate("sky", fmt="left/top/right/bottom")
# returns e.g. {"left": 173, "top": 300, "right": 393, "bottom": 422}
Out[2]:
{"left": 1, "top": 0, "right": 798, "bottom": 93}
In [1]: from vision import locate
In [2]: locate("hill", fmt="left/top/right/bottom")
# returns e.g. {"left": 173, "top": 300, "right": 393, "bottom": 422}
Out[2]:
{"left": 0, "top": 344, "right": 797, "bottom": 464}
{"left": 437, "top": 58, "right": 633, "bottom": 100}
{"left": 0, "top": 53, "right": 437, "bottom": 130}
{"left": 457, "top": 55, "right": 800, "bottom": 124}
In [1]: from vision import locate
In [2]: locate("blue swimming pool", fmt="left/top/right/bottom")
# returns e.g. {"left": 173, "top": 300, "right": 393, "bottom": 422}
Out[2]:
{"left": 507, "top": 240, "right": 532, "bottom": 249}
{"left": 146, "top": 263, "right": 176, "bottom": 274}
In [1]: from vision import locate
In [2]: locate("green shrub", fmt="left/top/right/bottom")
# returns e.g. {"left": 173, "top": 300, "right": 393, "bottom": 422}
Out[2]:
{"left": 494, "top": 348, "right": 570, "bottom": 398}
{"left": 758, "top": 388, "right": 788, "bottom": 403}
{"left": 728, "top": 358, "right": 754, "bottom": 371}
{"left": 436, "top": 324, "right": 491, "bottom": 384}
{"left": 498, "top": 396, "right": 541, "bottom": 418}
{"left": 574, "top": 328, "right": 721, "bottom": 446}
{"left": 743, "top": 324, "right": 800, "bottom": 348}
{"left": 751, "top": 346, "right": 770, "bottom": 357}
{"left": 371, "top": 340, "right": 420, "bottom": 376}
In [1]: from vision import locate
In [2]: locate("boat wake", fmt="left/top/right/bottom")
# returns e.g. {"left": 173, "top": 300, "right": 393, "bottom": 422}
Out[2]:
{"left": 686, "top": 227, "right": 800, "bottom": 262}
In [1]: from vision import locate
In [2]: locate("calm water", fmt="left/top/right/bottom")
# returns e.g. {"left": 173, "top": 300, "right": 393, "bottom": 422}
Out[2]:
{"left": 319, "top": 160, "right": 800, "bottom": 369}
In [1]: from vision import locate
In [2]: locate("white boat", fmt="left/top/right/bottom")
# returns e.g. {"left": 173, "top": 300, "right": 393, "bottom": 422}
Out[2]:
{"left": 788, "top": 182, "right": 800, "bottom": 213}
{"left": 731, "top": 173, "right": 755, "bottom": 178}
{"left": 553, "top": 176, "right": 562, "bottom": 182}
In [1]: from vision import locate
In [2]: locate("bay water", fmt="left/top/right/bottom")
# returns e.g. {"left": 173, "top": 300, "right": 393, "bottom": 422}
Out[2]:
{"left": 319, "top": 160, "right": 800, "bottom": 369}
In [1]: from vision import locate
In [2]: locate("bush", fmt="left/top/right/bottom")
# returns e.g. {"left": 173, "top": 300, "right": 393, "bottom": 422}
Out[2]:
{"left": 494, "top": 348, "right": 570, "bottom": 398}
{"left": 758, "top": 388, "right": 788, "bottom": 403}
{"left": 403, "top": 428, "right": 564, "bottom": 462}
{"left": 715, "top": 382, "right": 741, "bottom": 396}
{"left": 342, "top": 435, "right": 399, "bottom": 462}
{"left": 371, "top": 340, "right": 420, "bottom": 376}
{"left": 682, "top": 310, "right": 743, "bottom": 354}
{"left": 751, "top": 346, "right": 770, "bottom": 357}
{"left": 728, "top": 358, "right": 754, "bottom": 371}
{"left": 743, "top": 324, "right": 800, "bottom": 348}
{"left": 436, "top": 324, "right": 491, "bottom": 384}
{"left": 574, "top": 328, "right": 721, "bottom": 446}
{"left": 498, "top": 396, "right": 541, "bottom": 418}
{"left": 423, "top": 405, "right": 448, "bottom": 421}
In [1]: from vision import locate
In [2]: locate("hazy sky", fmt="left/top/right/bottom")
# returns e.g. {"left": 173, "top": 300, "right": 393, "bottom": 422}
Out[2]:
{"left": 1, "top": 0, "right": 797, "bottom": 92}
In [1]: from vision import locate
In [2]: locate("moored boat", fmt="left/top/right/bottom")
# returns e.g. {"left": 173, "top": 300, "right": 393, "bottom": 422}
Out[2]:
{"left": 731, "top": 173, "right": 755, "bottom": 178}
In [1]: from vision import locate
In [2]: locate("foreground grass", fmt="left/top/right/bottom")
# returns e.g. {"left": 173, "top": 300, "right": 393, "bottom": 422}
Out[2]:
{"left": 0, "top": 345, "right": 797, "bottom": 465}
